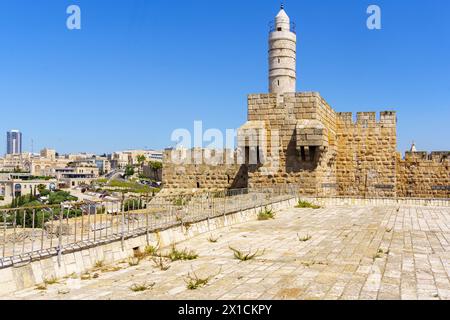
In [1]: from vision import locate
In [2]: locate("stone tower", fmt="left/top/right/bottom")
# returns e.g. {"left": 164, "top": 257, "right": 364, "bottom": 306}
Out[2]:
{"left": 269, "top": 5, "right": 297, "bottom": 94}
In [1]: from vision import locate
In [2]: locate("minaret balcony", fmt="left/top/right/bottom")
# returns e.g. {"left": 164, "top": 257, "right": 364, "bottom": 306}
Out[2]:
{"left": 269, "top": 21, "right": 296, "bottom": 34}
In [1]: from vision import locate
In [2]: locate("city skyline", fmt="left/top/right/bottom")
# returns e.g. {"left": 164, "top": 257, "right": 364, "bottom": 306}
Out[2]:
{"left": 0, "top": 0, "right": 449, "bottom": 155}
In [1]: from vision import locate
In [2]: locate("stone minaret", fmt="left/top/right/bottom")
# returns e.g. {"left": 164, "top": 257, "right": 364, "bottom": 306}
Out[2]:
{"left": 269, "top": 5, "right": 297, "bottom": 94}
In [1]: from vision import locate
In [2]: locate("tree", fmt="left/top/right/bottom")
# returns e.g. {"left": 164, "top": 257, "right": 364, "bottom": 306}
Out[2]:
{"left": 137, "top": 155, "right": 146, "bottom": 166}
{"left": 136, "top": 155, "right": 146, "bottom": 174}
{"left": 37, "top": 184, "right": 48, "bottom": 196}
{"left": 148, "top": 161, "right": 162, "bottom": 181}
{"left": 124, "top": 165, "right": 135, "bottom": 178}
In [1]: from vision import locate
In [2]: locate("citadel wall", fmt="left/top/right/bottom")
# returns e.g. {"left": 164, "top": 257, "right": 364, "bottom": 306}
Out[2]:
{"left": 336, "top": 111, "right": 398, "bottom": 197}
{"left": 242, "top": 92, "right": 338, "bottom": 195}
{"left": 162, "top": 149, "right": 247, "bottom": 191}
{"left": 162, "top": 94, "right": 449, "bottom": 199}
{"left": 396, "top": 152, "right": 450, "bottom": 198}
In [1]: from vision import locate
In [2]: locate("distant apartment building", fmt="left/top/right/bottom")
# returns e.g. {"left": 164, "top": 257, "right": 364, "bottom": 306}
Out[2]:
{"left": 109, "top": 150, "right": 163, "bottom": 169}
{"left": 40, "top": 148, "right": 56, "bottom": 160}
{"left": 56, "top": 159, "right": 100, "bottom": 187}
{"left": 6, "top": 130, "right": 22, "bottom": 155}
{"left": 30, "top": 149, "right": 71, "bottom": 176}
{"left": 0, "top": 173, "right": 57, "bottom": 204}
{"left": 94, "top": 157, "right": 111, "bottom": 175}
{"left": 147, "top": 150, "right": 164, "bottom": 162}
{"left": 0, "top": 153, "right": 31, "bottom": 173}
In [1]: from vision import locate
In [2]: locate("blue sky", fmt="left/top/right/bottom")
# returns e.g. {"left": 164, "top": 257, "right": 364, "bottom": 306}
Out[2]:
{"left": 0, "top": 0, "right": 449, "bottom": 155}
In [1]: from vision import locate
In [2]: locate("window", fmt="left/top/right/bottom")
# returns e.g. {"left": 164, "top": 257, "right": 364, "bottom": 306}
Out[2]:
{"left": 278, "top": 58, "right": 280, "bottom": 63}
{"left": 300, "top": 147, "right": 306, "bottom": 161}
{"left": 277, "top": 80, "right": 280, "bottom": 86}
{"left": 310, "top": 146, "right": 317, "bottom": 161}
{"left": 256, "top": 147, "right": 261, "bottom": 164}
{"left": 277, "top": 27, "right": 282, "bottom": 31}
{"left": 196, "top": 182, "right": 200, "bottom": 188}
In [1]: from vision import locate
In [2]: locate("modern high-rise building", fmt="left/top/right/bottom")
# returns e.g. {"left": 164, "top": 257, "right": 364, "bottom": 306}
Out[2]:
{"left": 6, "top": 130, "right": 22, "bottom": 155}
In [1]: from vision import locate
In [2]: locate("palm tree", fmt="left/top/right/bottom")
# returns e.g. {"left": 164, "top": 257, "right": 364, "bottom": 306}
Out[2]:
{"left": 136, "top": 155, "right": 146, "bottom": 175}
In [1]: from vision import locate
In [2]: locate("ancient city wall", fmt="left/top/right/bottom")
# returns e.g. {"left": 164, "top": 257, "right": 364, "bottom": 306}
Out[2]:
{"left": 336, "top": 111, "right": 397, "bottom": 197}
{"left": 162, "top": 92, "right": 448, "bottom": 200}
{"left": 162, "top": 149, "right": 247, "bottom": 191}
{"left": 397, "top": 152, "right": 450, "bottom": 198}
{"left": 312, "top": 95, "right": 338, "bottom": 196}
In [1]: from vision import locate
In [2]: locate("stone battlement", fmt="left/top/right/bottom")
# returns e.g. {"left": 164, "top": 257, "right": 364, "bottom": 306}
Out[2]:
{"left": 337, "top": 111, "right": 396, "bottom": 126}
{"left": 248, "top": 92, "right": 321, "bottom": 100}
{"left": 404, "top": 151, "right": 450, "bottom": 163}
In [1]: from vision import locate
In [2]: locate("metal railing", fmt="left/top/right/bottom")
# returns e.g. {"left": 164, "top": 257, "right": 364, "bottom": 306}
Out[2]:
{"left": 269, "top": 21, "right": 296, "bottom": 34}
{"left": 0, "top": 185, "right": 299, "bottom": 268}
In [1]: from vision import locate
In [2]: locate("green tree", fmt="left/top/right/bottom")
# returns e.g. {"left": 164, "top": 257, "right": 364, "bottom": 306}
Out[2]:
{"left": 148, "top": 161, "right": 162, "bottom": 180}
{"left": 124, "top": 165, "right": 135, "bottom": 177}
{"left": 137, "top": 155, "right": 146, "bottom": 166}
{"left": 136, "top": 155, "right": 146, "bottom": 174}
{"left": 48, "top": 191, "right": 78, "bottom": 205}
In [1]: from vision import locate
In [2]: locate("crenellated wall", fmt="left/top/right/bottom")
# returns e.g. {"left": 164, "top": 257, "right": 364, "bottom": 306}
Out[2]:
{"left": 162, "top": 149, "right": 247, "bottom": 191}
{"left": 336, "top": 111, "right": 398, "bottom": 197}
{"left": 397, "top": 152, "right": 450, "bottom": 198}
{"left": 162, "top": 92, "right": 449, "bottom": 199}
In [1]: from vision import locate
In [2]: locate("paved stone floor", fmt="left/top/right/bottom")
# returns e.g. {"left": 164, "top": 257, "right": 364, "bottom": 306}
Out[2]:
{"left": 3, "top": 205, "right": 450, "bottom": 300}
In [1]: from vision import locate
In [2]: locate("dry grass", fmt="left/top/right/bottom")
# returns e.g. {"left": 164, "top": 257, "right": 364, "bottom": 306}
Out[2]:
{"left": 373, "top": 248, "right": 390, "bottom": 261}
{"left": 295, "top": 200, "right": 321, "bottom": 209}
{"left": 166, "top": 245, "right": 198, "bottom": 261}
{"left": 301, "top": 260, "right": 328, "bottom": 267}
{"left": 229, "top": 246, "right": 265, "bottom": 261}
{"left": 80, "top": 273, "right": 92, "bottom": 280}
{"left": 152, "top": 254, "right": 171, "bottom": 271}
{"left": 100, "top": 266, "right": 122, "bottom": 273}
{"left": 58, "top": 289, "right": 70, "bottom": 295}
{"left": 43, "top": 276, "right": 58, "bottom": 285}
{"left": 207, "top": 234, "right": 219, "bottom": 243}
{"left": 130, "top": 282, "right": 155, "bottom": 292}
{"left": 35, "top": 284, "right": 47, "bottom": 291}
{"left": 128, "top": 257, "right": 141, "bottom": 266}
{"left": 144, "top": 245, "right": 159, "bottom": 256}
{"left": 297, "top": 233, "right": 312, "bottom": 242}
{"left": 258, "top": 207, "right": 275, "bottom": 221}
{"left": 184, "top": 268, "right": 221, "bottom": 290}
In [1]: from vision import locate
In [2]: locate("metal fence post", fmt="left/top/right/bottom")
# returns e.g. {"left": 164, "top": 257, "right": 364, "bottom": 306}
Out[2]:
{"left": 2, "top": 211, "right": 6, "bottom": 259}
{"left": 204, "top": 196, "right": 210, "bottom": 231}
{"left": 146, "top": 210, "right": 149, "bottom": 246}
{"left": 57, "top": 204, "right": 63, "bottom": 267}
{"left": 121, "top": 200, "right": 125, "bottom": 251}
